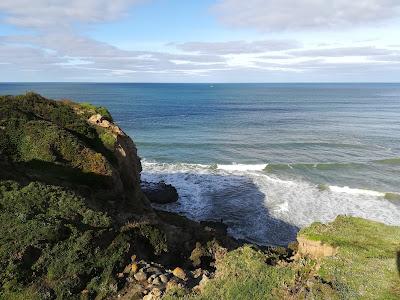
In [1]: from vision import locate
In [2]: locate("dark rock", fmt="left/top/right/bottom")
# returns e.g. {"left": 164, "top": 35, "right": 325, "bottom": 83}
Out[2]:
{"left": 200, "top": 220, "right": 228, "bottom": 235}
{"left": 141, "top": 181, "right": 179, "bottom": 204}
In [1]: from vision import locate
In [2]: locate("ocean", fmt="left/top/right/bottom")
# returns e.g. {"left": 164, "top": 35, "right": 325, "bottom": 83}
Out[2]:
{"left": 2, "top": 82, "right": 400, "bottom": 245}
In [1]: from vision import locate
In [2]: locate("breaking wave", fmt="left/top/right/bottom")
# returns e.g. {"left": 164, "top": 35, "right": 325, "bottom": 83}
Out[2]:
{"left": 141, "top": 160, "right": 400, "bottom": 245}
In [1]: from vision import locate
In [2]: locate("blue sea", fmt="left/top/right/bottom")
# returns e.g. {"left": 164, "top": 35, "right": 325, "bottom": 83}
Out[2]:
{"left": 2, "top": 83, "right": 400, "bottom": 245}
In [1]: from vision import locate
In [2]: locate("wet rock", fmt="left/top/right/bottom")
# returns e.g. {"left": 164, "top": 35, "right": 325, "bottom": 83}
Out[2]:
{"left": 141, "top": 181, "right": 178, "bottom": 204}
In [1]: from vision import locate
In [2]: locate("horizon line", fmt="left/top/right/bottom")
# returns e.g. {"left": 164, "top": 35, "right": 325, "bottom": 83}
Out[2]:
{"left": 2, "top": 81, "right": 400, "bottom": 84}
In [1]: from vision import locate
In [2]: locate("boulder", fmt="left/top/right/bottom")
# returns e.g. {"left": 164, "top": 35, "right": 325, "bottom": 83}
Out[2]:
{"left": 141, "top": 181, "right": 179, "bottom": 204}
{"left": 172, "top": 267, "right": 187, "bottom": 280}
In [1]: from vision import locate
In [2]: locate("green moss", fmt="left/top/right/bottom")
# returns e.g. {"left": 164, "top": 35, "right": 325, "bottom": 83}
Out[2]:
{"left": 299, "top": 216, "right": 400, "bottom": 299}
{"left": 385, "top": 192, "right": 400, "bottom": 201}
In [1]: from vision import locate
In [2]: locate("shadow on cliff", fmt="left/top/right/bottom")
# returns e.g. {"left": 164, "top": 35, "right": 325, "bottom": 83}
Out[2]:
{"left": 0, "top": 158, "right": 120, "bottom": 212}
{"left": 143, "top": 171, "right": 299, "bottom": 246}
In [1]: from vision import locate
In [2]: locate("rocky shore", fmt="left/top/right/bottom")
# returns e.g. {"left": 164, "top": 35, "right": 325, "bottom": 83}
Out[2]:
{"left": 0, "top": 93, "right": 399, "bottom": 300}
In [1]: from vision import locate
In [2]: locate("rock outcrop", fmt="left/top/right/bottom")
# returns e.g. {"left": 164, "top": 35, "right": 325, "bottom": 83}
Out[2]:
{"left": 141, "top": 181, "right": 179, "bottom": 204}
{"left": 296, "top": 236, "right": 338, "bottom": 259}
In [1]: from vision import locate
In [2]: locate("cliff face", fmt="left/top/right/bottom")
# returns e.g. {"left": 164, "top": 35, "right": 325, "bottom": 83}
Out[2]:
{"left": 0, "top": 93, "right": 150, "bottom": 214}
{"left": 0, "top": 93, "right": 158, "bottom": 299}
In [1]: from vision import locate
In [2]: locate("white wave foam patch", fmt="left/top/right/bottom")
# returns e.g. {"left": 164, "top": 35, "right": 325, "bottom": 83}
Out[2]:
{"left": 217, "top": 163, "right": 267, "bottom": 172}
{"left": 329, "top": 185, "right": 385, "bottom": 197}
{"left": 250, "top": 172, "right": 400, "bottom": 230}
{"left": 141, "top": 160, "right": 400, "bottom": 245}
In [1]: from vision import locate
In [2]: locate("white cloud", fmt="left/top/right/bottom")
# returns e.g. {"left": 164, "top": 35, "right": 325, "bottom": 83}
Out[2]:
{"left": 174, "top": 40, "right": 300, "bottom": 54}
{"left": 0, "top": 1, "right": 399, "bottom": 81}
{"left": 0, "top": 0, "right": 144, "bottom": 28}
{"left": 214, "top": 0, "right": 400, "bottom": 31}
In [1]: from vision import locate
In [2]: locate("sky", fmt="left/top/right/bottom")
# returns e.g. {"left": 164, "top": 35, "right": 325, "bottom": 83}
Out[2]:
{"left": 0, "top": 0, "right": 399, "bottom": 82}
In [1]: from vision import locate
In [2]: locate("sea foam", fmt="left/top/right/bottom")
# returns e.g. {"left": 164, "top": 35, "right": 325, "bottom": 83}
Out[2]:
{"left": 141, "top": 160, "right": 400, "bottom": 245}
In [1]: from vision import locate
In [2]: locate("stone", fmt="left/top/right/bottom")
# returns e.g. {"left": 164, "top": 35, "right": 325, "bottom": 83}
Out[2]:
{"left": 141, "top": 181, "right": 179, "bottom": 204}
{"left": 197, "top": 274, "right": 210, "bottom": 292}
{"left": 159, "top": 274, "right": 168, "bottom": 284}
{"left": 200, "top": 220, "right": 228, "bottom": 235}
{"left": 297, "top": 236, "right": 338, "bottom": 258}
{"left": 147, "top": 267, "right": 161, "bottom": 274}
{"left": 190, "top": 242, "right": 206, "bottom": 267}
{"left": 152, "top": 277, "right": 162, "bottom": 285}
{"left": 134, "top": 271, "right": 147, "bottom": 282}
{"left": 143, "top": 295, "right": 152, "bottom": 300}
{"left": 123, "top": 264, "right": 132, "bottom": 274}
{"left": 192, "top": 268, "right": 202, "bottom": 279}
{"left": 131, "top": 263, "right": 139, "bottom": 273}
{"left": 151, "top": 288, "right": 162, "bottom": 297}
{"left": 172, "top": 267, "right": 186, "bottom": 280}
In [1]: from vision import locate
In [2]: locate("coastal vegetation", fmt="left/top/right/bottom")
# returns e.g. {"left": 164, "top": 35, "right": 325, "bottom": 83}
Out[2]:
{"left": 0, "top": 93, "right": 399, "bottom": 299}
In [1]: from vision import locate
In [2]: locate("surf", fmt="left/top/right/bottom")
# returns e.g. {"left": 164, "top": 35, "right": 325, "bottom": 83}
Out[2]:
{"left": 141, "top": 160, "right": 400, "bottom": 245}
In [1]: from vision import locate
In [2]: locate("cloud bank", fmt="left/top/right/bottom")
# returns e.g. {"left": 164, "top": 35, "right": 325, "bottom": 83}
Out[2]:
{"left": 0, "top": 0, "right": 399, "bottom": 81}
{"left": 214, "top": 0, "right": 400, "bottom": 30}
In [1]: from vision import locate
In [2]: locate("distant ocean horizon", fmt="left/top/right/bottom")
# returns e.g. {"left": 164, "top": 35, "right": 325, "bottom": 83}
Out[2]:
{"left": 2, "top": 82, "right": 400, "bottom": 245}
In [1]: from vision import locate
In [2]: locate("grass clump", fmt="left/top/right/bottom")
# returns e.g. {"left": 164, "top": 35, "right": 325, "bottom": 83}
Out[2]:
{"left": 299, "top": 216, "right": 400, "bottom": 299}
{"left": 98, "top": 129, "right": 117, "bottom": 150}
{"left": 78, "top": 102, "right": 113, "bottom": 121}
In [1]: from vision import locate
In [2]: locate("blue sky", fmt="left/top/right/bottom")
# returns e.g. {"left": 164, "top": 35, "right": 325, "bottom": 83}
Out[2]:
{"left": 0, "top": 0, "right": 399, "bottom": 82}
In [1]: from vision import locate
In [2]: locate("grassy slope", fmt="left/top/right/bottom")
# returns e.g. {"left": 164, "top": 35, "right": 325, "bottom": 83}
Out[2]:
{"left": 166, "top": 217, "right": 400, "bottom": 300}
{"left": 300, "top": 216, "right": 400, "bottom": 299}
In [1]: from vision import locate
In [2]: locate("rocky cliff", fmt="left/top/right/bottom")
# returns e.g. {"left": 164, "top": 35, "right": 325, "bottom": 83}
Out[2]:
{"left": 0, "top": 93, "right": 237, "bottom": 299}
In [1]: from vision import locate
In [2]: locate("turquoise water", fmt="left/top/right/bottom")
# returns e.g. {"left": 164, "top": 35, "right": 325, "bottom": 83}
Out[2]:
{"left": 2, "top": 83, "right": 400, "bottom": 245}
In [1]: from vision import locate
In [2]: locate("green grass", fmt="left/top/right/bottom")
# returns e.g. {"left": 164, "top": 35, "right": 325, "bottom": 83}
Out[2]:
{"left": 0, "top": 180, "right": 170, "bottom": 299}
{"left": 78, "top": 102, "right": 113, "bottom": 121}
{"left": 194, "top": 246, "right": 294, "bottom": 300}
{"left": 99, "top": 129, "right": 117, "bottom": 150}
{"left": 299, "top": 216, "right": 400, "bottom": 299}
{"left": 167, "top": 217, "right": 400, "bottom": 300}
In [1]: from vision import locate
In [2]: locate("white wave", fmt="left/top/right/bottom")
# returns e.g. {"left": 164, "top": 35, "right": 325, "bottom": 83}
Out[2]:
{"left": 141, "top": 160, "right": 400, "bottom": 245}
{"left": 217, "top": 163, "right": 267, "bottom": 172}
{"left": 329, "top": 185, "right": 385, "bottom": 197}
